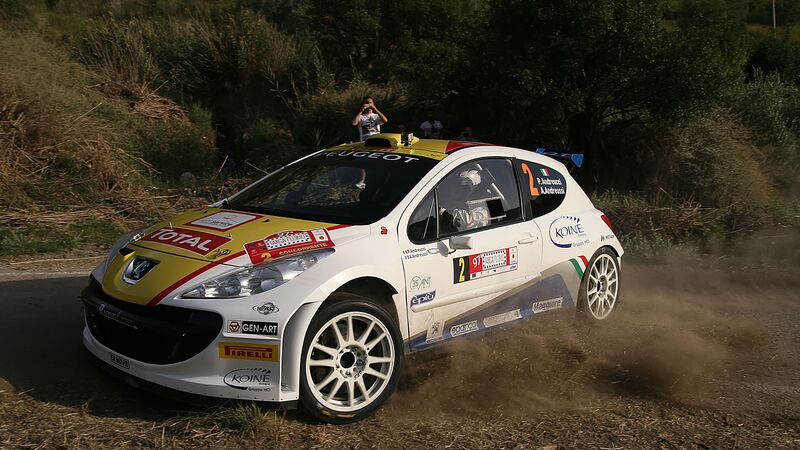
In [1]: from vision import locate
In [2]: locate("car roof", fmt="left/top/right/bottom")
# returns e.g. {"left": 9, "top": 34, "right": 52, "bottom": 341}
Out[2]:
{"left": 327, "top": 133, "right": 571, "bottom": 173}
{"left": 329, "top": 133, "right": 488, "bottom": 161}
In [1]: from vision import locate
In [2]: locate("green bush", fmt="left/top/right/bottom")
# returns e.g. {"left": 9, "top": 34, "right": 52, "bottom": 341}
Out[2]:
{"left": 135, "top": 121, "right": 217, "bottom": 180}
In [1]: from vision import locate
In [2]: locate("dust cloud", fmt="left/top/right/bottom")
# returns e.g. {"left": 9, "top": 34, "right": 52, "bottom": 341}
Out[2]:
{"left": 386, "top": 256, "right": 791, "bottom": 419}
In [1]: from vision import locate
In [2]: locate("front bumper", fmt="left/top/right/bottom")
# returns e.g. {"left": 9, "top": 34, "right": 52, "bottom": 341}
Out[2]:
{"left": 81, "top": 276, "right": 287, "bottom": 402}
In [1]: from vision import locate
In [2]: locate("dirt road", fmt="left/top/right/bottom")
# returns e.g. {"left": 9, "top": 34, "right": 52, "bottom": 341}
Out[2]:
{"left": 0, "top": 262, "right": 798, "bottom": 449}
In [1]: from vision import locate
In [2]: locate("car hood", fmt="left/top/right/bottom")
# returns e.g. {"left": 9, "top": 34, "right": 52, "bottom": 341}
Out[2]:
{"left": 101, "top": 208, "right": 362, "bottom": 306}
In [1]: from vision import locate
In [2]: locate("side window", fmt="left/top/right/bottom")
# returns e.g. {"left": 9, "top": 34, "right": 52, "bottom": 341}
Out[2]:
{"left": 516, "top": 160, "right": 567, "bottom": 218}
{"left": 407, "top": 192, "right": 437, "bottom": 243}
{"left": 436, "top": 158, "right": 522, "bottom": 235}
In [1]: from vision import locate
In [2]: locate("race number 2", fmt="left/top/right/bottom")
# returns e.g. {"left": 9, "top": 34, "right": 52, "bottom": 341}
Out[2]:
{"left": 453, "top": 247, "right": 518, "bottom": 284}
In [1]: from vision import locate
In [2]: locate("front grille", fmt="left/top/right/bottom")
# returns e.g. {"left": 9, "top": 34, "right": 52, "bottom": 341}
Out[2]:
{"left": 83, "top": 276, "right": 222, "bottom": 365}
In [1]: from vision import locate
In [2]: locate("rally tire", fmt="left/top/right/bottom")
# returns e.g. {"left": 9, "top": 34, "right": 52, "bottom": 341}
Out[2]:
{"left": 577, "top": 247, "right": 620, "bottom": 322}
{"left": 299, "top": 294, "right": 403, "bottom": 424}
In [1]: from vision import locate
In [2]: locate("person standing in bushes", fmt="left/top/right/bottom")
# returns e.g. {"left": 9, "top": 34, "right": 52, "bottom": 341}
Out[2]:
{"left": 419, "top": 108, "right": 444, "bottom": 138}
{"left": 352, "top": 96, "right": 388, "bottom": 141}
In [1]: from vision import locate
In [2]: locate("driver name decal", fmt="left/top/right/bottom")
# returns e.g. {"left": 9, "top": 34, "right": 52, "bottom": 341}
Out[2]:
{"left": 453, "top": 247, "right": 518, "bottom": 284}
{"left": 141, "top": 227, "right": 231, "bottom": 255}
{"left": 245, "top": 229, "right": 334, "bottom": 264}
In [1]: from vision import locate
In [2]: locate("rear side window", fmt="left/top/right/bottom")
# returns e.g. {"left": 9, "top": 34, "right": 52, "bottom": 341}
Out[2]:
{"left": 515, "top": 161, "right": 566, "bottom": 218}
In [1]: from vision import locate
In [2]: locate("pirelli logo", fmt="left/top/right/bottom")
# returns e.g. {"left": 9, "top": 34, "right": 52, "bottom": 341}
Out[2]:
{"left": 218, "top": 342, "right": 279, "bottom": 362}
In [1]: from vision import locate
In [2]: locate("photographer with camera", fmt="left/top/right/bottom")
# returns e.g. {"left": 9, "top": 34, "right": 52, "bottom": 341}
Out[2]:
{"left": 351, "top": 96, "right": 388, "bottom": 141}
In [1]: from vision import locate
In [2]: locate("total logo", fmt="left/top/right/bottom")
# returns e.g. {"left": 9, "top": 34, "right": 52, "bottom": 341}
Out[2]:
{"left": 549, "top": 216, "right": 589, "bottom": 249}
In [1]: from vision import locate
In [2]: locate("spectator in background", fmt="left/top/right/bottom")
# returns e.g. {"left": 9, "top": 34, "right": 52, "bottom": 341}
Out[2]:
{"left": 419, "top": 109, "right": 443, "bottom": 138}
{"left": 351, "top": 96, "right": 388, "bottom": 141}
{"left": 457, "top": 126, "right": 477, "bottom": 141}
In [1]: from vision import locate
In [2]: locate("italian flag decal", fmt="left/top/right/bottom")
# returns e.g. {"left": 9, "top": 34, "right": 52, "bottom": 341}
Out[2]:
{"left": 569, "top": 255, "right": 589, "bottom": 278}
{"left": 540, "top": 167, "right": 550, "bottom": 176}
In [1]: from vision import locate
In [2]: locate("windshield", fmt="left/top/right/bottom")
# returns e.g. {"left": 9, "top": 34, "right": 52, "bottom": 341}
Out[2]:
{"left": 227, "top": 150, "right": 439, "bottom": 224}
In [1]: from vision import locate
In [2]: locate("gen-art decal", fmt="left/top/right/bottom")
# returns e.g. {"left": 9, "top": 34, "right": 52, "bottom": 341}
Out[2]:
{"left": 245, "top": 228, "right": 334, "bottom": 264}
{"left": 453, "top": 247, "right": 518, "bottom": 284}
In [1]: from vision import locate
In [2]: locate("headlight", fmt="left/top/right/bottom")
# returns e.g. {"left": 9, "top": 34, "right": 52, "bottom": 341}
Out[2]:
{"left": 181, "top": 249, "right": 334, "bottom": 299}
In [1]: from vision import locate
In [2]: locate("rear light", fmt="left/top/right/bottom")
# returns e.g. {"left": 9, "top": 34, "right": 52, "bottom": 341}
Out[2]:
{"left": 600, "top": 213, "right": 614, "bottom": 231}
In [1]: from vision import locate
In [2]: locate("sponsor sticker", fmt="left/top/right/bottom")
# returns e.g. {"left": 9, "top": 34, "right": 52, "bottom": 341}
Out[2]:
{"left": 141, "top": 226, "right": 231, "bottom": 255}
{"left": 224, "top": 368, "right": 272, "bottom": 392}
{"left": 219, "top": 343, "right": 278, "bottom": 362}
{"left": 227, "top": 320, "right": 241, "bottom": 333}
{"left": 189, "top": 211, "right": 259, "bottom": 230}
{"left": 483, "top": 309, "right": 522, "bottom": 328}
{"left": 240, "top": 321, "right": 279, "bottom": 336}
{"left": 426, "top": 320, "right": 443, "bottom": 343}
{"left": 450, "top": 320, "right": 479, "bottom": 337}
{"left": 324, "top": 150, "right": 420, "bottom": 164}
{"left": 601, "top": 234, "right": 615, "bottom": 242}
{"left": 110, "top": 352, "right": 129, "bottom": 370}
{"left": 409, "top": 275, "right": 431, "bottom": 291}
{"left": 253, "top": 302, "right": 279, "bottom": 315}
{"left": 410, "top": 290, "right": 436, "bottom": 307}
{"left": 532, "top": 297, "right": 563, "bottom": 314}
{"left": 244, "top": 229, "right": 334, "bottom": 264}
{"left": 453, "top": 247, "right": 518, "bottom": 284}
{"left": 98, "top": 303, "right": 138, "bottom": 330}
{"left": 549, "top": 216, "right": 589, "bottom": 249}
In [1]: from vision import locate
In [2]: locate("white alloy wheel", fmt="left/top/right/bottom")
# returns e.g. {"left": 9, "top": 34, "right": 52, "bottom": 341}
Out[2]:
{"left": 585, "top": 253, "right": 619, "bottom": 320}
{"left": 304, "top": 311, "right": 396, "bottom": 413}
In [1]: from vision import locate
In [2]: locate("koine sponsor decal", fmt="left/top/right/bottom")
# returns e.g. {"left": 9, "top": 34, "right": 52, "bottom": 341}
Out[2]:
{"left": 218, "top": 343, "right": 278, "bottom": 362}
{"left": 410, "top": 290, "right": 436, "bottom": 307}
{"left": 453, "top": 247, "right": 518, "bottom": 283}
{"left": 253, "top": 302, "right": 279, "bottom": 315}
{"left": 109, "top": 352, "right": 129, "bottom": 369}
{"left": 224, "top": 368, "right": 272, "bottom": 392}
{"left": 450, "top": 320, "right": 479, "bottom": 337}
{"left": 549, "top": 216, "right": 589, "bottom": 249}
{"left": 483, "top": 309, "right": 522, "bottom": 328}
{"left": 245, "top": 229, "right": 334, "bottom": 264}
{"left": 532, "top": 297, "right": 563, "bottom": 314}
{"left": 141, "top": 227, "right": 231, "bottom": 255}
{"left": 189, "top": 211, "right": 259, "bottom": 230}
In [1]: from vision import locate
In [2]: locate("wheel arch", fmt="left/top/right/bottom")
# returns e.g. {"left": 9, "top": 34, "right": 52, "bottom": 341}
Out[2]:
{"left": 327, "top": 277, "right": 400, "bottom": 326}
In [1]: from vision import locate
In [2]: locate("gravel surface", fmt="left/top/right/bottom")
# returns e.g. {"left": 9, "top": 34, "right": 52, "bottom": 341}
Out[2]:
{"left": 0, "top": 258, "right": 798, "bottom": 449}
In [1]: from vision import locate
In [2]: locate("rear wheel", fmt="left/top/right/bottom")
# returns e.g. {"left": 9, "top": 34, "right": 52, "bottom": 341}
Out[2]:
{"left": 299, "top": 294, "right": 402, "bottom": 424}
{"left": 578, "top": 248, "right": 620, "bottom": 321}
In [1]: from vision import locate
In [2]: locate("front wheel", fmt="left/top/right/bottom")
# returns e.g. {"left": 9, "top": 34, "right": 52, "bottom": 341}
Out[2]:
{"left": 299, "top": 294, "right": 402, "bottom": 424}
{"left": 578, "top": 247, "right": 620, "bottom": 321}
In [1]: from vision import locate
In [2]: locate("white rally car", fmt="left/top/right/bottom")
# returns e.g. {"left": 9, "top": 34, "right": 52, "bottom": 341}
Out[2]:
{"left": 82, "top": 133, "right": 622, "bottom": 423}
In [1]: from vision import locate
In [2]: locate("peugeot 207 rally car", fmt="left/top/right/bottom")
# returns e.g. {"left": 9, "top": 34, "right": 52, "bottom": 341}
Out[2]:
{"left": 82, "top": 133, "right": 623, "bottom": 423}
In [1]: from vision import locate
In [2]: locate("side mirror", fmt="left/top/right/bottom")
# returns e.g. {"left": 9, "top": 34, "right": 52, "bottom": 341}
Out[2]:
{"left": 448, "top": 235, "right": 473, "bottom": 250}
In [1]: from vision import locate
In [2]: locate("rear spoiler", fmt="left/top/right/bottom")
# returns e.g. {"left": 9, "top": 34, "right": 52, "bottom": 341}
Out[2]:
{"left": 535, "top": 148, "right": 584, "bottom": 169}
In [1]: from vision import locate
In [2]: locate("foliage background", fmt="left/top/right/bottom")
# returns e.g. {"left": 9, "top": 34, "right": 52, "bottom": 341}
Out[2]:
{"left": 0, "top": 0, "right": 798, "bottom": 255}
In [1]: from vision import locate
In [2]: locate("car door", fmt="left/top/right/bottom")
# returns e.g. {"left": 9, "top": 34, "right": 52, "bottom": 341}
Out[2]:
{"left": 398, "top": 157, "right": 543, "bottom": 350}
